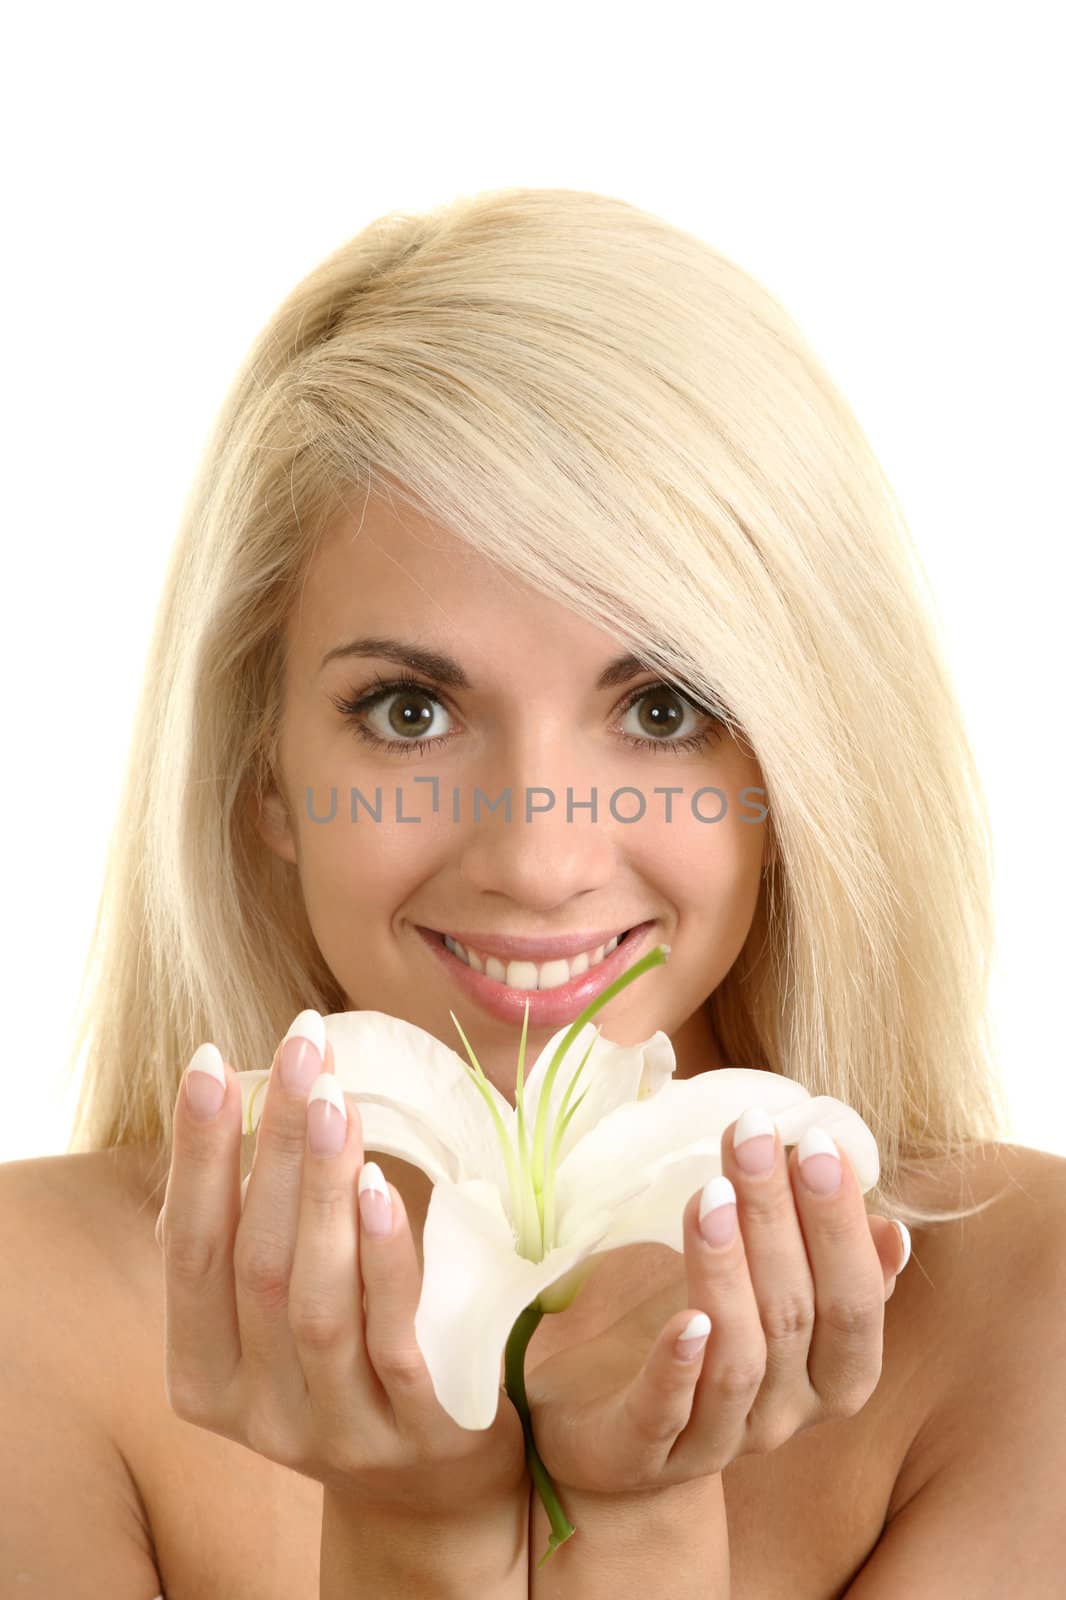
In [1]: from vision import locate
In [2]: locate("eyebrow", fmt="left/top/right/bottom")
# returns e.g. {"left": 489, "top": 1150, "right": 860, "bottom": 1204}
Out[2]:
{"left": 318, "top": 635, "right": 652, "bottom": 692}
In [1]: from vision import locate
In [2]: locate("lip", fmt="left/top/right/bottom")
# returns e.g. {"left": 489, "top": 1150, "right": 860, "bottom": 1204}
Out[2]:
{"left": 414, "top": 919, "right": 658, "bottom": 1028}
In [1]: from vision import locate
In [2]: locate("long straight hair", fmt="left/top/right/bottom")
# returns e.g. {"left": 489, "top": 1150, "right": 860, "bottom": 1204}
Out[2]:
{"left": 65, "top": 186, "right": 1011, "bottom": 1229}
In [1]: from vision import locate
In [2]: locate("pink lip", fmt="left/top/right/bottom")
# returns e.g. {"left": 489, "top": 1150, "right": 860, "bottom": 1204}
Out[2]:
{"left": 414, "top": 920, "right": 658, "bottom": 1028}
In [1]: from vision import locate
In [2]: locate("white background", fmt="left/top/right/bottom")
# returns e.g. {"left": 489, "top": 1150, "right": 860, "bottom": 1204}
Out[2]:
{"left": 2, "top": 2, "right": 1062, "bottom": 1164}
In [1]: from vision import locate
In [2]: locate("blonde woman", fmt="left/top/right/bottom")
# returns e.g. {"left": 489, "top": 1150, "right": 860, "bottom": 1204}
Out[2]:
{"left": 2, "top": 187, "right": 1061, "bottom": 1598}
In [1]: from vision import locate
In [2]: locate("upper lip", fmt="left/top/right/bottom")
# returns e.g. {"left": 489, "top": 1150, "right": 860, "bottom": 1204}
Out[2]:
{"left": 418, "top": 921, "right": 651, "bottom": 963}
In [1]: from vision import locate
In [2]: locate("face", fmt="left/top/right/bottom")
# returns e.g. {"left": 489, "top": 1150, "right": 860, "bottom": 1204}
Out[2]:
{"left": 254, "top": 493, "right": 771, "bottom": 1104}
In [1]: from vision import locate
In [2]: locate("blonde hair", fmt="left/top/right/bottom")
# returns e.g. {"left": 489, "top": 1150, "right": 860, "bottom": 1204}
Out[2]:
{"left": 66, "top": 185, "right": 1011, "bottom": 1230}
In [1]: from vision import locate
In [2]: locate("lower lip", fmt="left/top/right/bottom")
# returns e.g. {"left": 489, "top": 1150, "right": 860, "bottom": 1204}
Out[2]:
{"left": 415, "top": 920, "right": 658, "bottom": 1027}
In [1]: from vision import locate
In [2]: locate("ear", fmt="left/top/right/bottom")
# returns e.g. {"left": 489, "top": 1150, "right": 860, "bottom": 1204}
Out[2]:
{"left": 248, "top": 783, "right": 298, "bottom": 866}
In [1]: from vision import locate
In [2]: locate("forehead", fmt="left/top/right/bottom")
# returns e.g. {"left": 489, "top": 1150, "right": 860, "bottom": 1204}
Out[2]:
{"left": 287, "top": 493, "right": 628, "bottom": 683}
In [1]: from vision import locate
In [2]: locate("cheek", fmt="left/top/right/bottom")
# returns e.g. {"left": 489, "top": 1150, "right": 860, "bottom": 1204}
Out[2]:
{"left": 648, "top": 800, "right": 763, "bottom": 893}
{"left": 292, "top": 803, "right": 441, "bottom": 934}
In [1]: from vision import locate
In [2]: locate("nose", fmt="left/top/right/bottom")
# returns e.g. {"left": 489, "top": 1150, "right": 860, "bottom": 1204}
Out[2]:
{"left": 455, "top": 734, "right": 620, "bottom": 908}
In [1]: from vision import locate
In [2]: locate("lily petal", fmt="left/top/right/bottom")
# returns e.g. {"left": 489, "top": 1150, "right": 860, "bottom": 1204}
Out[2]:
{"left": 415, "top": 1177, "right": 600, "bottom": 1430}
{"left": 325, "top": 1011, "right": 514, "bottom": 1194}
{"left": 235, "top": 1065, "right": 471, "bottom": 1186}
{"left": 235, "top": 1011, "right": 516, "bottom": 1195}
{"left": 553, "top": 1070, "right": 881, "bottom": 1250}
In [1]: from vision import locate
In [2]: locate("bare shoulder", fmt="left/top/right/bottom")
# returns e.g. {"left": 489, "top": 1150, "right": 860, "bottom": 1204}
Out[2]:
{"left": 0, "top": 1145, "right": 325, "bottom": 1598}
{"left": 0, "top": 1144, "right": 168, "bottom": 1415}
{"left": 0, "top": 1143, "right": 167, "bottom": 1301}
{"left": 887, "top": 1138, "right": 1066, "bottom": 1515}
{"left": 903, "top": 1138, "right": 1064, "bottom": 1308}
{"left": 0, "top": 1145, "right": 169, "bottom": 1593}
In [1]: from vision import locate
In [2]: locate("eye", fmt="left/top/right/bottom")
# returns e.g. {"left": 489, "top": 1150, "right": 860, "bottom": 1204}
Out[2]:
{"left": 617, "top": 683, "right": 725, "bottom": 755}
{"left": 328, "top": 673, "right": 455, "bottom": 756}
{"left": 328, "top": 673, "right": 725, "bottom": 758}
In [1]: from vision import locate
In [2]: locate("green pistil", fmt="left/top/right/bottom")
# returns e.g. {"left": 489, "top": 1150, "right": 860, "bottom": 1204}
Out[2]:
{"left": 513, "top": 1001, "right": 535, "bottom": 1240}
{"left": 529, "top": 943, "right": 670, "bottom": 1223}
{"left": 448, "top": 1008, "right": 535, "bottom": 1254}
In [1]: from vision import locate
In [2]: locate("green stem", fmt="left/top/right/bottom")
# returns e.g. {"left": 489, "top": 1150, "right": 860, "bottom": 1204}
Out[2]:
{"left": 503, "top": 1300, "right": 576, "bottom": 1567}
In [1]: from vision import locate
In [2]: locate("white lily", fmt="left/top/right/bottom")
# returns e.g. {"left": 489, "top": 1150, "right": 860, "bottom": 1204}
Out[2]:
{"left": 234, "top": 946, "right": 880, "bottom": 1438}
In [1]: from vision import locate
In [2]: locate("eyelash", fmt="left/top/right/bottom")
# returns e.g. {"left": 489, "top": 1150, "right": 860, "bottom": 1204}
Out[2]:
{"left": 329, "top": 671, "right": 724, "bottom": 758}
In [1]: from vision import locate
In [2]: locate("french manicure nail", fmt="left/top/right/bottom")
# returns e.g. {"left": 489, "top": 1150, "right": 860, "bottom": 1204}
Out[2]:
{"left": 185, "top": 1042, "right": 226, "bottom": 1121}
{"left": 358, "top": 1161, "right": 392, "bottom": 1237}
{"left": 699, "top": 1175, "right": 738, "bottom": 1247}
{"left": 892, "top": 1219, "right": 912, "bottom": 1271}
{"left": 280, "top": 1009, "right": 326, "bottom": 1095}
{"left": 733, "top": 1106, "right": 776, "bottom": 1174}
{"left": 797, "top": 1125, "right": 842, "bottom": 1194}
{"left": 306, "top": 1073, "right": 347, "bottom": 1157}
{"left": 675, "top": 1311, "right": 711, "bottom": 1361}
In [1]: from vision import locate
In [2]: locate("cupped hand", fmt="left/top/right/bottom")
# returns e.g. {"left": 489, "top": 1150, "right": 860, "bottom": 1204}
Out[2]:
{"left": 523, "top": 1110, "right": 912, "bottom": 1494}
{"left": 155, "top": 1011, "right": 527, "bottom": 1518}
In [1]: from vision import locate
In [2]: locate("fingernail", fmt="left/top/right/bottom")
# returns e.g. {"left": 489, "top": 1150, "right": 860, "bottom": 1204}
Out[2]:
{"left": 306, "top": 1074, "right": 348, "bottom": 1157}
{"left": 280, "top": 1009, "right": 326, "bottom": 1095}
{"left": 358, "top": 1161, "right": 392, "bottom": 1237}
{"left": 675, "top": 1311, "right": 711, "bottom": 1361}
{"left": 698, "top": 1175, "right": 738, "bottom": 1247}
{"left": 797, "top": 1125, "right": 842, "bottom": 1194}
{"left": 733, "top": 1106, "right": 776, "bottom": 1174}
{"left": 892, "top": 1219, "right": 912, "bottom": 1272}
{"left": 185, "top": 1043, "right": 226, "bottom": 1121}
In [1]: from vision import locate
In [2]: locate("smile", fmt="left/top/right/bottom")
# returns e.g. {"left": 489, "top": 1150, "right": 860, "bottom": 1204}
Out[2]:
{"left": 414, "top": 921, "right": 657, "bottom": 1028}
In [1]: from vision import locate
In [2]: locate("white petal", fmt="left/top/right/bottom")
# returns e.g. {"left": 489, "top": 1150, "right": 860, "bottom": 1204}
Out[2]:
{"left": 573, "top": 1147, "right": 726, "bottom": 1254}
{"left": 414, "top": 1178, "right": 596, "bottom": 1430}
{"left": 520, "top": 1023, "right": 677, "bottom": 1168}
{"left": 331, "top": 1010, "right": 520, "bottom": 1188}
{"left": 236, "top": 1011, "right": 517, "bottom": 1198}
{"left": 553, "top": 1069, "right": 881, "bottom": 1250}
{"left": 235, "top": 1067, "right": 462, "bottom": 1182}
{"left": 237, "top": 1070, "right": 271, "bottom": 1136}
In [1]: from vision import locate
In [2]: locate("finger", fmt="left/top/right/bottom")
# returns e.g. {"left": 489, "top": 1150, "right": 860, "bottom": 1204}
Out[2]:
{"left": 159, "top": 1042, "right": 244, "bottom": 1410}
{"left": 234, "top": 1011, "right": 325, "bottom": 1394}
{"left": 664, "top": 1176, "right": 766, "bottom": 1476}
{"left": 614, "top": 1304, "right": 713, "bottom": 1478}
{"left": 289, "top": 1062, "right": 380, "bottom": 1427}
{"left": 356, "top": 1162, "right": 438, "bottom": 1437}
{"left": 721, "top": 1108, "right": 816, "bottom": 1400}
{"left": 788, "top": 1129, "right": 887, "bottom": 1416}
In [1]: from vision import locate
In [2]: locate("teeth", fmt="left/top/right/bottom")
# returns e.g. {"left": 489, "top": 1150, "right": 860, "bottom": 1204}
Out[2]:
{"left": 443, "top": 931, "right": 624, "bottom": 989}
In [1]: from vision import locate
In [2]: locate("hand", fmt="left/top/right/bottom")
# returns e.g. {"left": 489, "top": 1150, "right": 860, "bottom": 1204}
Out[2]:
{"left": 523, "top": 1112, "right": 911, "bottom": 1494}
{"left": 155, "top": 1012, "right": 528, "bottom": 1519}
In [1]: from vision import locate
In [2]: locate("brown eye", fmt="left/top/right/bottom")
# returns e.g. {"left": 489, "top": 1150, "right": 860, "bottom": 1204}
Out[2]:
{"left": 382, "top": 690, "right": 437, "bottom": 738}
{"left": 632, "top": 686, "right": 687, "bottom": 739}
{"left": 618, "top": 683, "right": 725, "bottom": 756}
{"left": 330, "top": 674, "right": 456, "bottom": 755}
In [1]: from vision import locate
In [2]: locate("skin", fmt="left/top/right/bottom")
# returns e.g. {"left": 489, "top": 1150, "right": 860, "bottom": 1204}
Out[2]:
{"left": 252, "top": 490, "right": 773, "bottom": 1099}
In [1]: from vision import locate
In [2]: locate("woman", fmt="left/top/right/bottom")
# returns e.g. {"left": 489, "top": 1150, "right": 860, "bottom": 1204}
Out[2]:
{"left": 2, "top": 186, "right": 1060, "bottom": 1598}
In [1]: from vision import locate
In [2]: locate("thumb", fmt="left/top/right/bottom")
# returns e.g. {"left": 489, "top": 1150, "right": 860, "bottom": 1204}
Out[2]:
{"left": 618, "top": 1309, "right": 710, "bottom": 1459}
